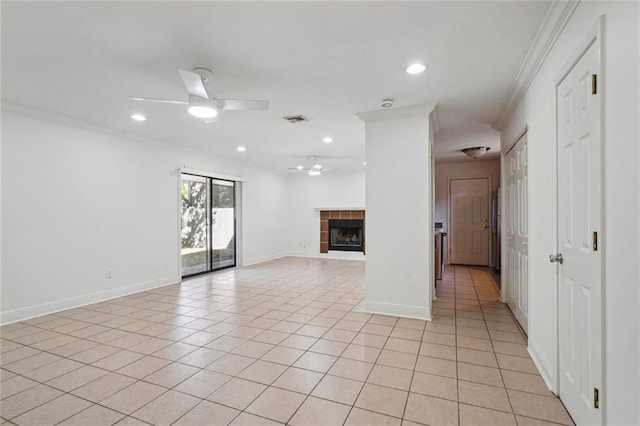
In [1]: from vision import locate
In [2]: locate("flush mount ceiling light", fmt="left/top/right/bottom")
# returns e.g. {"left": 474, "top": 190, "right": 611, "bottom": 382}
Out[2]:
{"left": 188, "top": 97, "right": 218, "bottom": 119}
{"left": 237, "top": 146, "right": 246, "bottom": 152}
{"left": 322, "top": 137, "right": 333, "bottom": 143}
{"left": 406, "top": 63, "right": 426, "bottom": 74}
{"left": 462, "top": 146, "right": 491, "bottom": 159}
{"left": 308, "top": 169, "right": 321, "bottom": 176}
{"left": 130, "top": 114, "right": 146, "bottom": 121}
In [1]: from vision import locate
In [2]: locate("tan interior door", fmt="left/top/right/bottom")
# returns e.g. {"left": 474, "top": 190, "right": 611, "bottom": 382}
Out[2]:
{"left": 450, "top": 178, "right": 490, "bottom": 265}
{"left": 557, "top": 39, "right": 602, "bottom": 426}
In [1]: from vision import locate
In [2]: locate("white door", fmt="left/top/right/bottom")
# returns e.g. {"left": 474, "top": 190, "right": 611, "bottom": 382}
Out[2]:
{"left": 505, "top": 133, "right": 528, "bottom": 332}
{"left": 450, "top": 178, "right": 490, "bottom": 265}
{"left": 557, "top": 39, "right": 602, "bottom": 425}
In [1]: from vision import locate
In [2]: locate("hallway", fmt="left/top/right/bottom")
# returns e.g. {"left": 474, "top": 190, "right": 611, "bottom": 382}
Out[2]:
{"left": 1, "top": 258, "right": 573, "bottom": 425}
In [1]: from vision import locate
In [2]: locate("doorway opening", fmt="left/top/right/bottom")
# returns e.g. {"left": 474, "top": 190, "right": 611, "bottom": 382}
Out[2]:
{"left": 180, "top": 173, "right": 236, "bottom": 277}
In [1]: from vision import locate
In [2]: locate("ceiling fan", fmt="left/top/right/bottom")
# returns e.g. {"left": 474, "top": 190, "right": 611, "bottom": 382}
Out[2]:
{"left": 288, "top": 157, "right": 330, "bottom": 176}
{"left": 130, "top": 67, "right": 269, "bottom": 123}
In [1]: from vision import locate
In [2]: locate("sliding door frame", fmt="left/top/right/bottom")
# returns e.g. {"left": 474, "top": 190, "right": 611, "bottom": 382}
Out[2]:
{"left": 180, "top": 172, "right": 238, "bottom": 278}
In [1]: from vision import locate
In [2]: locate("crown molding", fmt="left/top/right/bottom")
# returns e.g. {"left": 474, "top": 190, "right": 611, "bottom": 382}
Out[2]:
{"left": 494, "top": 0, "right": 580, "bottom": 130}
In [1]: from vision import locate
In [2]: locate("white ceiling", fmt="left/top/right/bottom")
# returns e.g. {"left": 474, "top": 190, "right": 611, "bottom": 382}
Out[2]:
{"left": 1, "top": 1, "right": 551, "bottom": 171}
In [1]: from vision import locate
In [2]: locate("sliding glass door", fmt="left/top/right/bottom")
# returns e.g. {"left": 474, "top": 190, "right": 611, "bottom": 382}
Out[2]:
{"left": 180, "top": 174, "right": 236, "bottom": 277}
{"left": 211, "top": 179, "right": 236, "bottom": 269}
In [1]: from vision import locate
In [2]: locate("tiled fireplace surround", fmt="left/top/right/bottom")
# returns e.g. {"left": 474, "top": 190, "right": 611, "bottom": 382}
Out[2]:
{"left": 319, "top": 210, "right": 365, "bottom": 254}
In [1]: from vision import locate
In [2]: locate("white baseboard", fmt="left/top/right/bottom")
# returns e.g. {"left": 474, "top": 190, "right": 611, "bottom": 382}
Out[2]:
{"left": 363, "top": 300, "right": 431, "bottom": 321}
{"left": 528, "top": 339, "right": 557, "bottom": 394}
{"left": 241, "top": 253, "right": 288, "bottom": 267}
{"left": 0, "top": 275, "right": 179, "bottom": 325}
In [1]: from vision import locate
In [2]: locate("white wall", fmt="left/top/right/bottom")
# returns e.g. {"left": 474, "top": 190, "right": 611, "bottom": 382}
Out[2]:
{"left": 434, "top": 160, "right": 500, "bottom": 265}
{"left": 1, "top": 112, "right": 288, "bottom": 323}
{"left": 361, "top": 105, "right": 435, "bottom": 320}
{"left": 501, "top": 2, "right": 639, "bottom": 424}
{"left": 285, "top": 170, "right": 365, "bottom": 260}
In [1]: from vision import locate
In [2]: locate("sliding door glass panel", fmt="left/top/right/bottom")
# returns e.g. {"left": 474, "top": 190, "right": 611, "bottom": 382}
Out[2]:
{"left": 211, "top": 179, "right": 235, "bottom": 269}
{"left": 181, "top": 174, "right": 210, "bottom": 276}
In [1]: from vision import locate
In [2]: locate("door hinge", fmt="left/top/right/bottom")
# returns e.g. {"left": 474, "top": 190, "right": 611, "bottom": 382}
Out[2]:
{"left": 592, "top": 231, "right": 598, "bottom": 251}
{"left": 594, "top": 388, "right": 599, "bottom": 409}
{"left": 592, "top": 74, "right": 597, "bottom": 95}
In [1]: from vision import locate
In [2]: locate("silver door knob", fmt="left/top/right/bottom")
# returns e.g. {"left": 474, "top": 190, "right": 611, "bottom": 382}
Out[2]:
{"left": 549, "top": 253, "right": 564, "bottom": 264}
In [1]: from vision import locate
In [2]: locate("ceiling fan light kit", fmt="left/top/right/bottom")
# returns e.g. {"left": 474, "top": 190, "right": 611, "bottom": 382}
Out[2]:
{"left": 131, "top": 67, "right": 268, "bottom": 123}
{"left": 289, "top": 156, "right": 330, "bottom": 176}
{"left": 188, "top": 98, "right": 218, "bottom": 118}
{"left": 461, "top": 146, "right": 491, "bottom": 159}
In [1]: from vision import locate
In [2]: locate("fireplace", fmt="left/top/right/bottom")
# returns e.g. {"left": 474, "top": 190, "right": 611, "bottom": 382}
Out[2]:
{"left": 319, "top": 210, "right": 365, "bottom": 254}
{"left": 328, "top": 219, "right": 364, "bottom": 252}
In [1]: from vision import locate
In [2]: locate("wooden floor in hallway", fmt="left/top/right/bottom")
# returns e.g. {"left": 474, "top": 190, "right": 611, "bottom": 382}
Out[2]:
{"left": 0, "top": 258, "right": 573, "bottom": 425}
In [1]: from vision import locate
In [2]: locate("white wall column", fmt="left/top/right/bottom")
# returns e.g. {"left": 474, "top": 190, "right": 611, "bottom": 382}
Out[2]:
{"left": 358, "top": 104, "right": 436, "bottom": 320}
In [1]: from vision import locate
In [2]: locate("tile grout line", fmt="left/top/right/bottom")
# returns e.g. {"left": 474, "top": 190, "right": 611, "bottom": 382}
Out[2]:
{"left": 469, "top": 267, "right": 518, "bottom": 424}
{"left": 454, "top": 265, "right": 462, "bottom": 426}
{"left": 339, "top": 315, "right": 399, "bottom": 426}
{"left": 399, "top": 312, "right": 428, "bottom": 423}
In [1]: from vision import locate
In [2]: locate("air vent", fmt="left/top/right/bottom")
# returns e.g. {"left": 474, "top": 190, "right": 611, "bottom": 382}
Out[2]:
{"left": 283, "top": 115, "right": 309, "bottom": 123}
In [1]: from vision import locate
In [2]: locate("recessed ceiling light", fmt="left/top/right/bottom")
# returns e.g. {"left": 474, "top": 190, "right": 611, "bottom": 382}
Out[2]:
{"left": 406, "top": 63, "right": 426, "bottom": 74}
{"left": 308, "top": 170, "right": 321, "bottom": 176}
{"left": 237, "top": 146, "right": 246, "bottom": 152}
{"left": 363, "top": 161, "right": 367, "bottom": 166}
{"left": 296, "top": 165, "right": 304, "bottom": 170}
{"left": 322, "top": 137, "right": 333, "bottom": 143}
{"left": 131, "top": 114, "right": 146, "bottom": 121}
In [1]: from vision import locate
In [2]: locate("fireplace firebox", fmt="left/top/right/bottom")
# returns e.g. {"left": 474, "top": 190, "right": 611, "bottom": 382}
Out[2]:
{"left": 328, "top": 219, "right": 364, "bottom": 252}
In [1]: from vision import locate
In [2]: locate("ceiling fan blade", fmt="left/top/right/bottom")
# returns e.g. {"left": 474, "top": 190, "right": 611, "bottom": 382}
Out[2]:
{"left": 219, "top": 99, "right": 269, "bottom": 111}
{"left": 178, "top": 69, "right": 210, "bottom": 99}
{"left": 130, "top": 96, "right": 188, "bottom": 104}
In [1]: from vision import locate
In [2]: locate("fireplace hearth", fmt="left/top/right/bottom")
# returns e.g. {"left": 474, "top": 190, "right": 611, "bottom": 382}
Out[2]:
{"left": 328, "top": 219, "right": 364, "bottom": 252}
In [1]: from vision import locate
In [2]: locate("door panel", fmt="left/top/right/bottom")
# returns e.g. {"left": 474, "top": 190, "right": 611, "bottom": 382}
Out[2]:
{"left": 450, "top": 178, "right": 489, "bottom": 265}
{"left": 505, "top": 132, "right": 528, "bottom": 332}
{"left": 180, "top": 174, "right": 210, "bottom": 276}
{"left": 557, "top": 39, "right": 601, "bottom": 426}
{"left": 181, "top": 174, "right": 236, "bottom": 277}
{"left": 211, "top": 179, "right": 236, "bottom": 270}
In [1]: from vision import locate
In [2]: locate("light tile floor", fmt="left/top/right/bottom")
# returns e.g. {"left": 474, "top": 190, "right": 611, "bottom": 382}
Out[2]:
{"left": 0, "top": 258, "right": 574, "bottom": 425}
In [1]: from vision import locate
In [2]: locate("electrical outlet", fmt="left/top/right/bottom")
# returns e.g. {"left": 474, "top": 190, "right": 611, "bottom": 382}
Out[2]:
{"left": 105, "top": 269, "right": 112, "bottom": 279}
